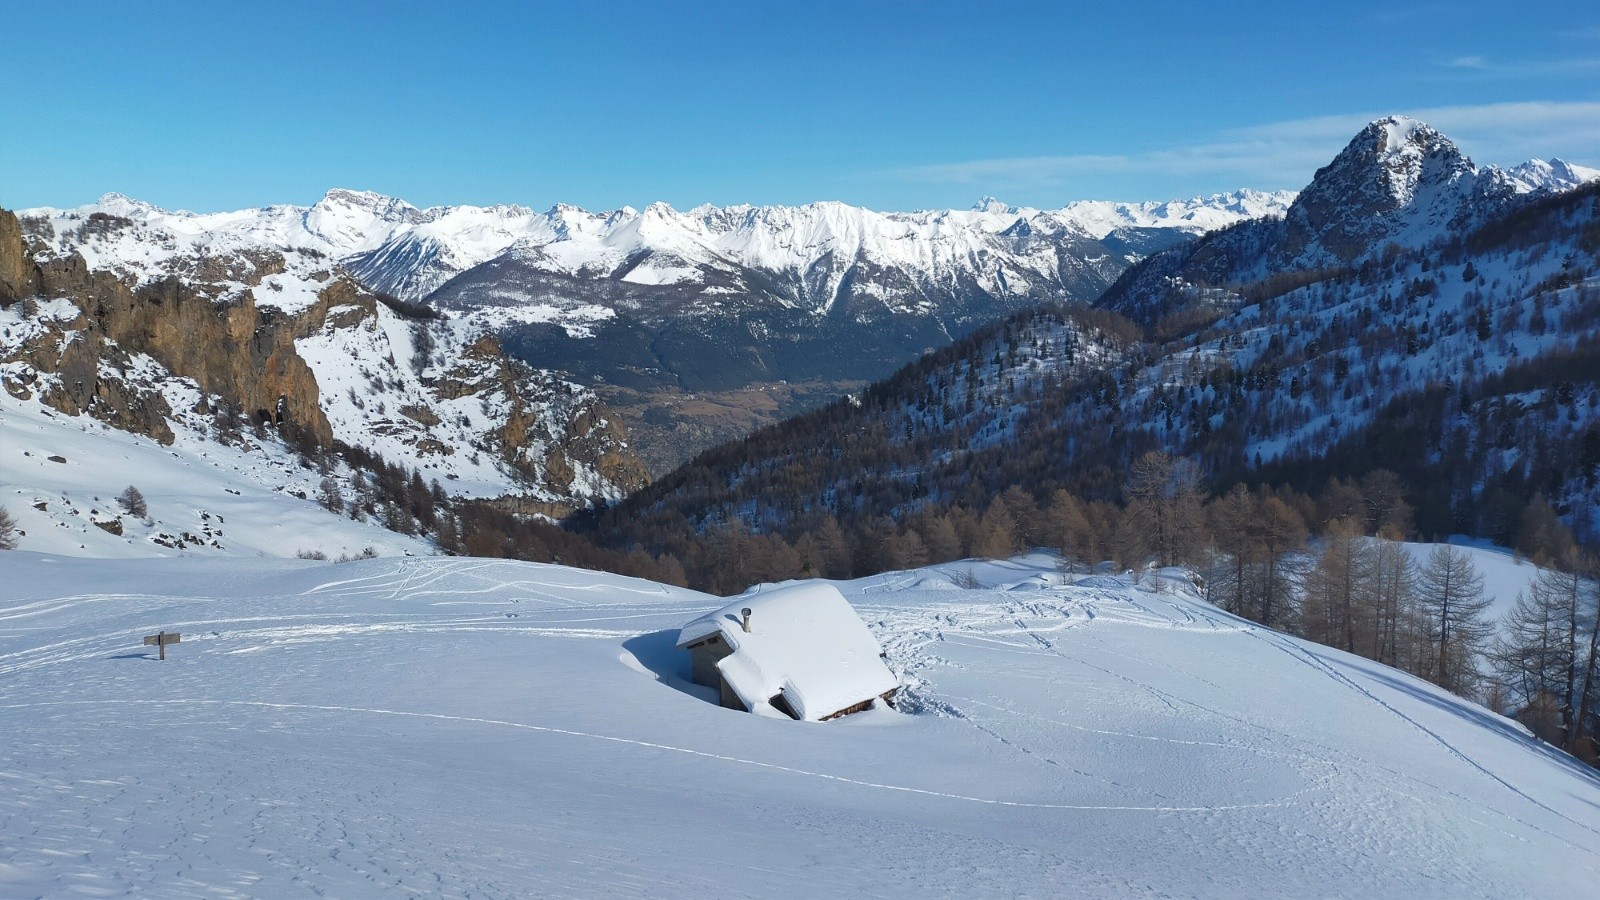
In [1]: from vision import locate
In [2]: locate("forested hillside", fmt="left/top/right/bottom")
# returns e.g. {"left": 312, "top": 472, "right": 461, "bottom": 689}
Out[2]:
{"left": 593, "top": 177, "right": 1600, "bottom": 558}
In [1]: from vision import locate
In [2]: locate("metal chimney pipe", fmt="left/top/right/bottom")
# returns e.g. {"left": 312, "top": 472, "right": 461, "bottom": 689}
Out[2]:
{"left": 741, "top": 607, "right": 752, "bottom": 633}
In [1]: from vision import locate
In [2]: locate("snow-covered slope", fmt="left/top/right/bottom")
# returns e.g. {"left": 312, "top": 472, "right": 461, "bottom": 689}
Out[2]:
{"left": 0, "top": 395, "right": 432, "bottom": 559}
{"left": 2, "top": 553, "right": 1596, "bottom": 896}
{"left": 1398, "top": 537, "right": 1555, "bottom": 630}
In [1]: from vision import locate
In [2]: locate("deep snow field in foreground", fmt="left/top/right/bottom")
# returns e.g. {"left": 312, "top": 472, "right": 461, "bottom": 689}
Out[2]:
{"left": 2, "top": 552, "right": 1598, "bottom": 897}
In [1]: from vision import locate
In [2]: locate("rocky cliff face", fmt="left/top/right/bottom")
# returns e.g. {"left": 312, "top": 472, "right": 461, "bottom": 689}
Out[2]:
{"left": 3, "top": 209, "right": 331, "bottom": 442}
{"left": 428, "top": 332, "right": 647, "bottom": 498}
{"left": 1275, "top": 117, "right": 1514, "bottom": 268}
{"left": 0, "top": 210, "right": 38, "bottom": 303}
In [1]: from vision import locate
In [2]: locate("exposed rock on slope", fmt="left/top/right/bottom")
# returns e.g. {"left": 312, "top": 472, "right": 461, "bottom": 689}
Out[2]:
{"left": 0, "top": 208, "right": 646, "bottom": 509}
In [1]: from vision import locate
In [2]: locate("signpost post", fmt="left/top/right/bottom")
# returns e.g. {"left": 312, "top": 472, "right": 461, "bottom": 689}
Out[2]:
{"left": 143, "top": 631, "right": 181, "bottom": 660}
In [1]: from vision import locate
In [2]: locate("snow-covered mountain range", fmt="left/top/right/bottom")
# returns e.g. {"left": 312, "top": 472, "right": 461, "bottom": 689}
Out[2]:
{"left": 607, "top": 117, "right": 1600, "bottom": 549}
{"left": 0, "top": 182, "right": 1300, "bottom": 538}
{"left": 24, "top": 187, "right": 1297, "bottom": 305}
{"left": 10, "top": 185, "right": 1300, "bottom": 476}
{"left": 4, "top": 115, "right": 1596, "bottom": 546}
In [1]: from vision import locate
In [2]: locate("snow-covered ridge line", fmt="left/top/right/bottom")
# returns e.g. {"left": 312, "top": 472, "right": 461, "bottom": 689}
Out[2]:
{"left": 19, "top": 187, "right": 1300, "bottom": 301}
{"left": 23, "top": 127, "right": 1592, "bottom": 308}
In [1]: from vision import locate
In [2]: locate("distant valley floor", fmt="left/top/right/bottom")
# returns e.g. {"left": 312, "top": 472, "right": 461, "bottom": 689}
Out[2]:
{"left": 599, "top": 379, "right": 866, "bottom": 477}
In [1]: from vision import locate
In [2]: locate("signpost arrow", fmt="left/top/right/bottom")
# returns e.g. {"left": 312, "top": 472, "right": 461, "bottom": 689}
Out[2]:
{"left": 142, "top": 631, "right": 181, "bottom": 660}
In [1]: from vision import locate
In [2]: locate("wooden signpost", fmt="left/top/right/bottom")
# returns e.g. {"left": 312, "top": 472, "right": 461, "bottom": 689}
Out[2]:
{"left": 143, "top": 631, "right": 181, "bottom": 660}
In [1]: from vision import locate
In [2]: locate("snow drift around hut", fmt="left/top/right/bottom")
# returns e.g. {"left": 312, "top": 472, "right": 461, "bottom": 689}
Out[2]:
{"left": 677, "top": 582, "right": 899, "bottom": 721}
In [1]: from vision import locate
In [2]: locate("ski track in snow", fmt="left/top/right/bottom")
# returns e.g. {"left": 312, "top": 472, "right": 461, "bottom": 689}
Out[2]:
{"left": 1241, "top": 627, "right": 1600, "bottom": 849}
{"left": 867, "top": 577, "right": 1600, "bottom": 859}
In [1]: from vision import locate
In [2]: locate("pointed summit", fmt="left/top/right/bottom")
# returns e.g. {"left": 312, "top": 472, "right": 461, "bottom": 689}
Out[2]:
{"left": 1333, "top": 116, "right": 1469, "bottom": 200}
{"left": 1365, "top": 115, "right": 1441, "bottom": 154}
{"left": 972, "top": 196, "right": 1013, "bottom": 214}
{"left": 1276, "top": 117, "right": 1478, "bottom": 265}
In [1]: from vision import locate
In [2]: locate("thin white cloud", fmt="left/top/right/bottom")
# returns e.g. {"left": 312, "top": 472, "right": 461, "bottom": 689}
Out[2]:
{"left": 891, "top": 101, "right": 1600, "bottom": 193}
{"left": 1381, "top": 101, "right": 1600, "bottom": 164}
{"left": 1432, "top": 55, "right": 1600, "bottom": 77}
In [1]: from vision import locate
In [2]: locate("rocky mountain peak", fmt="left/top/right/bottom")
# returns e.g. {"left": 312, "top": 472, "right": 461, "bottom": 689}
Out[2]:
{"left": 971, "top": 196, "right": 1015, "bottom": 214}
{"left": 309, "top": 189, "right": 424, "bottom": 235}
{"left": 316, "top": 188, "right": 420, "bottom": 217}
{"left": 1098, "top": 116, "right": 1600, "bottom": 325}
{"left": 1505, "top": 158, "right": 1600, "bottom": 194}
{"left": 1275, "top": 117, "right": 1480, "bottom": 266}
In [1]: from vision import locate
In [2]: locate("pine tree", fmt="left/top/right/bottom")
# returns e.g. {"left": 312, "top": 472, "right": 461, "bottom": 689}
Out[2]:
{"left": 810, "top": 516, "right": 854, "bottom": 580}
{"left": 1128, "top": 452, "right": 1205, "bottom": 567}
{"left": 1043, "top": 489, "right": 1093, "bottom": 565}
{"left": 1368, "top": 528, "right": 1419, "bottom": 669}
{"left": 319, "top": 476, "right": 344, "bottom": 514}
{"left": 1417, "top": 545, "right": 1492, "bottom": 695}
{"left": 996, "top": 485, "right": 1042, "bottom": 548}
{"left": 1571, "top": 570, "right": 1600, "bottom": 762}
{"left": 974, "top": 503, "right": 1020, "bottom": 560}
{"left": 117, "top": 485, "right": 148, "bottom": 518}
{"left": 1206, "top": 486, "right": 1257, "bottom": 617}
{"left": 885, "top": 530, "right": 931, "bottom": 571}
{"left": 1358, "top": 470, "right": 1411, "bottom": 535}
{"left": 1251, "top": 497, "right": 1307, "bottom": 629}
{"left": 655, "top": 553, "right": 689, "bottom": 588}
{"left": 1302, "top": 518, "right": 1372, "bottom": 652}
{"left": 434, "top": 513, "right": 461, "bottom": 554}
{"left": 916, "top": 514, "right": 963, "bottom": 564}
{"left": 1492, "top": 565, "right": 1580, "bottom": 743}
{"left": 0, "top": 506, "right": 17, "bottom": 550}
{"left": 1514, "top": 497, "right": 1574, "bottom": 566}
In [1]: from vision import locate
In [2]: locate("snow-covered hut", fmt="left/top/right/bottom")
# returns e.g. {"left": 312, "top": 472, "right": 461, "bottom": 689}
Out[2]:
{"left": 675, "top": 583, "right": 899, "bottom": 721}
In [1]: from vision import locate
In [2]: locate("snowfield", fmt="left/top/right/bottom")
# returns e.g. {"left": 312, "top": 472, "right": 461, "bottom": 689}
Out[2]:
{"left": 2, "top": 553, "right": 1597, "bottom": 897}
{"left": 0, "top": 395, "right": 433, "bottom": 560}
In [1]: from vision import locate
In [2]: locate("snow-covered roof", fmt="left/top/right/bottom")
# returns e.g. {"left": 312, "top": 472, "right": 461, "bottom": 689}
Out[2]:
{"left": 677, "top": 583, "right": 898, "bottom": 721}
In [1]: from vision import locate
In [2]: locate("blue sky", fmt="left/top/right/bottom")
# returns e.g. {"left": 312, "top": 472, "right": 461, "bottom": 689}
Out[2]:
{"left": 5, "top": 1, "right": 1598, "bottom": 212}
